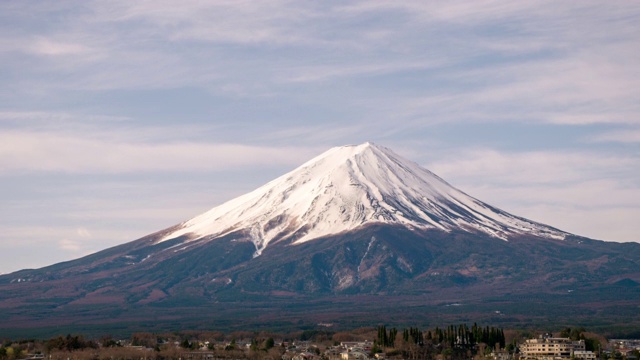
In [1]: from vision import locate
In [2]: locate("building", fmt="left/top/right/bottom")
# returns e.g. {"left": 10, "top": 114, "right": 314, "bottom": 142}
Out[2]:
{"left": 341, "top": 350, "right": 369, "bottom": 360}
{"left": 490, "top": 349, "right": 511, "bottom": 360}
{"left": 341, "top": 341, "right": 372, "bottom": 352}
{"left": 574, "top": 350, "right": 597, "bottom": 360}
{"left": 291, "top": 352, "right": 319, "bottom": 360}
{"left": 520, "top": 337, "right": 586, "bottom": 360}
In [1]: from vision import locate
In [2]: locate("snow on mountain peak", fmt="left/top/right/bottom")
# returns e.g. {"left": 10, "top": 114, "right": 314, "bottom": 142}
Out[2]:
{"left": 159, "top": 142, "right": 566, "bottom": 256}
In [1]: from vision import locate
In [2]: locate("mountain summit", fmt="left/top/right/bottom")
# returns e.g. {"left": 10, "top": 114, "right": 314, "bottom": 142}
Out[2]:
{"left": 161, "top": 142, "right": 565, "bottom": 256}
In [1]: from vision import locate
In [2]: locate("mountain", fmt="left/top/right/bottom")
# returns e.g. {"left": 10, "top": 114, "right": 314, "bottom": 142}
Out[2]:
{"left": 159, "top": 142, "right": 565, "bottom": 254}
{"left": 1, "top": 142, "right": 639, "bottom": 336}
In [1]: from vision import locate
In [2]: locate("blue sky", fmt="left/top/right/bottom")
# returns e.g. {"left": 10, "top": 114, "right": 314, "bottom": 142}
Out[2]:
{"left": 1, "top": 1, "right": 639, "bottom": 274}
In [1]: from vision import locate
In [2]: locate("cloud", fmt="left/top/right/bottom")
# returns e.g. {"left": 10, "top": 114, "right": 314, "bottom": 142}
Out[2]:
{"left": 283, "top": 61, "right": 441, "bottom": 84}
{"left": 255, "top": 123, "right": 386, "bottom": 146}
{"left": 588, "top": 129, "right": 640, "bottom": 143}
{"left": 1, "top": 224, "right": 153, "bottom": 272}
{"left": 0, "top": 111, "right": 132, "bottom": 126}
{"left": 58, "top": 239, "right": 81, "bottom": 252}
{"left": 427, "top": 149, "right": 636, "bottom": 185}
{"left": 516, "top": 205, "right": 639, "bottom": 243}
{"left": 2, "top": 0, "right": 638, "bottom": 117}
{"left": 0, "top": 129, "right": 316, "bottom": 174}
{"left": 548, "top": 114, "right": 640, "bottom": 126}
{"left": 28, "top": 37, "right": 91, "bottom": 56}
{"left": 392, "top": 49, "right": 639, "bottom": 126}
{"left": 76, "top": 227, "right": 92, "bottom": 238}
{"left": 98, "top": 1, "right": 307, "bottom": 45}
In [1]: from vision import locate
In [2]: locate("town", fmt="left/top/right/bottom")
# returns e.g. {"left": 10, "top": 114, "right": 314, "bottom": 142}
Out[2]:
{"left": 1, "top": 326, "right": 638, "bottom": 360}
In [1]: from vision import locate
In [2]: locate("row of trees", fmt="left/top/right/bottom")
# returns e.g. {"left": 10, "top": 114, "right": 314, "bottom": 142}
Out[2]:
{"left": 376, "top": 324, "right": 505, "bottom": 350}
{"left": 429, "top": 324, "right": 506, "bottom": 349}
{"left": 46, "top": 334, "right": 99, "bottom": 352}
{"left": 374, "top": 324, "right": 507, "bottom": 360}
{"left": 376, "top": 325, "right": 398, "bottom": 348}
{"left": 248, "top": 337, "right": 275, "bottom": 351}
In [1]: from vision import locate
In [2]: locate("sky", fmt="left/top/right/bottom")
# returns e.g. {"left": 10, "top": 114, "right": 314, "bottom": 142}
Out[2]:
{"left": 1, "top": 1, "right": 639, "bottom": 274}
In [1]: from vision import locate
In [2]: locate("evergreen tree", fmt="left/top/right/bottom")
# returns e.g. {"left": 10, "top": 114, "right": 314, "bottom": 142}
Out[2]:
{"left": 377, "top": 325, "right": 389, "bottom": 347}
{"left": 264, "top": 337, "right": 274, "bottom": 350}
{"left": 389, "top": 327, "right": 398, "bottom": 347}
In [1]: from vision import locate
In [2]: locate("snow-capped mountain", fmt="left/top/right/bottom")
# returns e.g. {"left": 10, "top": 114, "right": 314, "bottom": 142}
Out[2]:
{"left": 2, "top": 142, "right": 639, "bottom": 335}
{"left": 161, "top": 142, "right": 565, "bottom": 256}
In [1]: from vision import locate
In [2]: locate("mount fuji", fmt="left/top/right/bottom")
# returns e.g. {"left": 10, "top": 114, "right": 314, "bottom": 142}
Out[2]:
{"left": 1, "top": 142, "right": 639, "bottom": 335}
{"left": 160, "top": 142, "right": 564, "bottom": 255}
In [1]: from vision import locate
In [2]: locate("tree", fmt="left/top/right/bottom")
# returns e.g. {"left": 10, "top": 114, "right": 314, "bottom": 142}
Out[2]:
{"left": 225, "top": 338, "right": 237, "bottom": 350}
{"left": 131, "top": 332, "right": 157, "bottom": 348}
{"left": 377, "top": 325, "right": 388, "bottom": 348}
{"left": 389, "top": 327, "right": 398, "bottom": 347}
{"left": 442, "top": 348, "right": 453, "bottom": 360}
{"left": 101, "top": 336, "right": 120, "bottom": 348}
{"left": 10, "top": 347, "right": 21, "bottom": 360}
{"left": 376, "top": 325, "right": 399, "bottom": 348}
{"left": 45, "top": 334, "right": 96, "bottom": 352}
{"left": 371, "top": 342, "right": 382, "bottom": 355}
{"left": 180, "top": 338, "right": 192, "bottom": 349}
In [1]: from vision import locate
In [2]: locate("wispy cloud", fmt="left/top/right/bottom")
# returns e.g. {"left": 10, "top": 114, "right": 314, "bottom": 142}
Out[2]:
{"left": 2, "top": 225, "right": 136, "bottom": 270}
{"left": 428, "top": 148, "right": 637, "bottom": 186}
{"left": 0, "top": 111, "right": 132, "bottom": 126}
{"left": 0, "top": 129, "right": 315, "bottom": 174}
{"left": 28, "top": 37, "right": 92, "bottom": 57}
{"left": 283, "top": 61, "right": 441, "bottom": 84}
{"left": 58, "top": 238, "right": 82, "bottom": 252}
{"left": 2, "top": 0, "right": 638, "bottom": 116}
{"left": 588, "top": 129, "right": 640, "bottom": 143}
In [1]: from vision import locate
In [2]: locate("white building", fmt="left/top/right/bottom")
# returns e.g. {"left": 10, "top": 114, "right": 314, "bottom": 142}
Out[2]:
{"left": 574, "top": 350, "right": 597, "bottom": 360}
{"left": 341, "top": 350, "right": 369, "bottom": 360}
{"left": 520, "top": 337, "right": 586, "bottom": 360}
